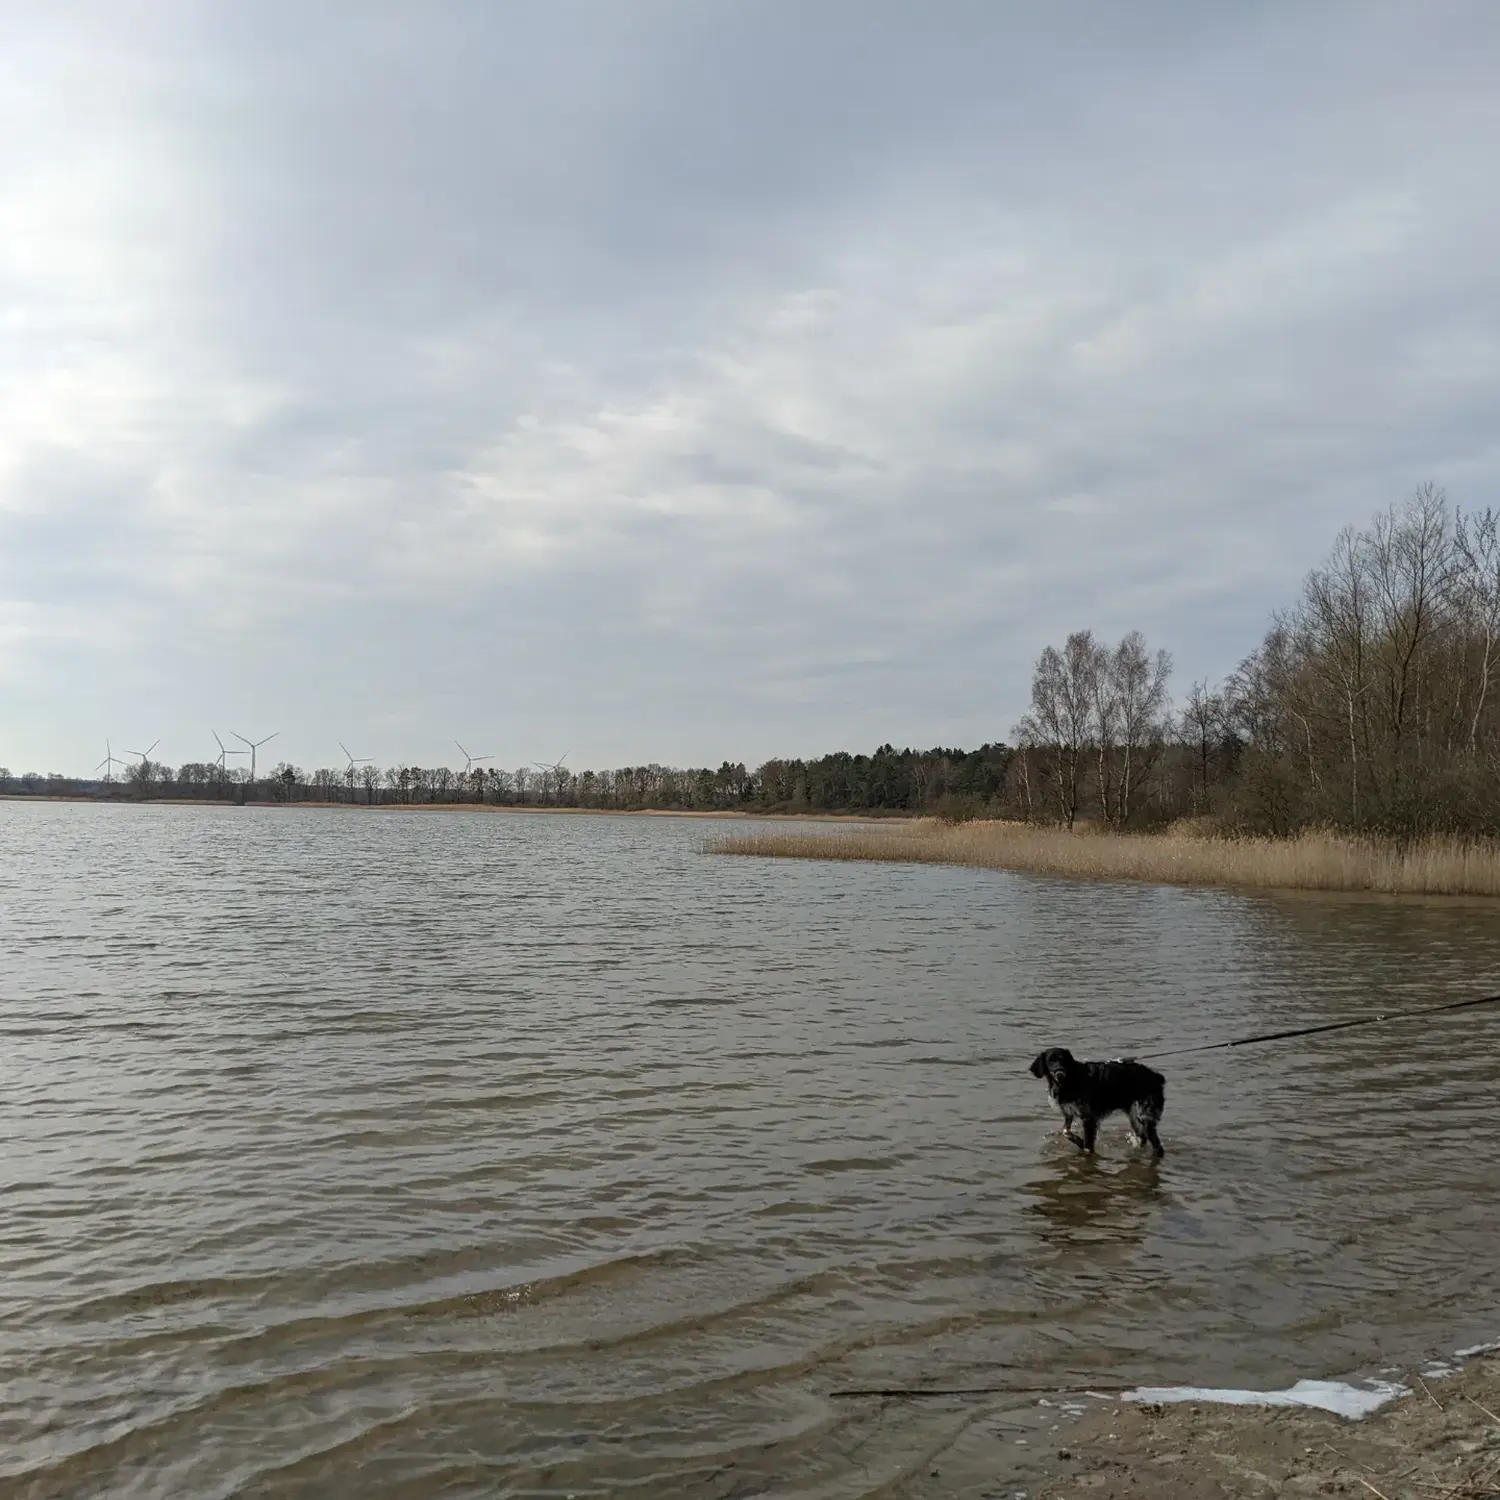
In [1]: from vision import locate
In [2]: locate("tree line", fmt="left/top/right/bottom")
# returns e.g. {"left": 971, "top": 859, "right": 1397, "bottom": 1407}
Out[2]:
{"left": 0, "top": 744, "right": 1014, "bottom": 816}
{"left": 5, "top": 485, "right": 1495, "bottom": 836}
{"left": 1013, "top": 484, "right": 1500, "bottom": 837}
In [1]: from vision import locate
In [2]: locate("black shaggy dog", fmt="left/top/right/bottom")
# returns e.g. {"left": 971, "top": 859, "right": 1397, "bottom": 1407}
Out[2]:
{"left": 1028, "top": 1047, "right": 1166, "bottom": 1158}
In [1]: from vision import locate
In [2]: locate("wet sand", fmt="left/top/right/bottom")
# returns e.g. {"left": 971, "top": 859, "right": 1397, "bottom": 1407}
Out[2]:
{"left": 920, "top": 1353, "right": 1500, "bottom": 1499}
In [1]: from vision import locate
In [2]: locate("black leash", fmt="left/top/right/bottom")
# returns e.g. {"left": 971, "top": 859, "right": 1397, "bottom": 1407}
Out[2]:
{"left": 1141, "top": 990, "right": 1500, "bottom": 1062}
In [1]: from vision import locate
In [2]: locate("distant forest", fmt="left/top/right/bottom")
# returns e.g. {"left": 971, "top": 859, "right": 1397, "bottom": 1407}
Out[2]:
{"left": 0, "top": 745, "right": 1013, "bottom": 819}
{"left": 6, "top": 486, "right": 1498, "bottom": 839}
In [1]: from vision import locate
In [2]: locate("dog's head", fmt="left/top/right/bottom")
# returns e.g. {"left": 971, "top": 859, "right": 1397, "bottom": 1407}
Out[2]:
{"left": 1028, "top": 1047, "right": 1076, "bottom": 1085}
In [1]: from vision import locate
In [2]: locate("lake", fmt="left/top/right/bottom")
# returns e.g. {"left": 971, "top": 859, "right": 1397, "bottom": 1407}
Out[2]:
{"left": 2, "top": 800, "right": 1499, "bottom": 1498}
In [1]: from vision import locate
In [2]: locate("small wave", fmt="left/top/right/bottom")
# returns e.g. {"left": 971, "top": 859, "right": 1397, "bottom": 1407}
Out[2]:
{"left": 61, "top": 1273, "right": 283, "bottom": 1323}
{"left": 60, "top": 1247, "right": 689, "bottom": 1334}
{"left": 803, "top": 1155, "right": 907, "bottom": 1174}
{"left": 1455, "top": 1337, "right": 1500, "bottom": 1358}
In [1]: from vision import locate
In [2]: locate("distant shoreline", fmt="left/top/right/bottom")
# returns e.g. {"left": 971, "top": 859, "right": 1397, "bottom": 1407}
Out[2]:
{"left": 0, "top": 794, "right": 895, "bottom": 823}
{"left": 13, "top": 795, "right": 1500, "bottom": 898}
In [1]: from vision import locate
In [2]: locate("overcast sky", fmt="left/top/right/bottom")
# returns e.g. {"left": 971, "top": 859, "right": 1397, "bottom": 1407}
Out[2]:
{"left": 3, "top": 3, "right": 1498, "bottom": 776}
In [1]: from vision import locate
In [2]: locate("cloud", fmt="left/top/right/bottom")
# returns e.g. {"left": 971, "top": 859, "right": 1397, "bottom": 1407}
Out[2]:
{"left": 2, "top": 2, "right": 1498, "bottom": 772}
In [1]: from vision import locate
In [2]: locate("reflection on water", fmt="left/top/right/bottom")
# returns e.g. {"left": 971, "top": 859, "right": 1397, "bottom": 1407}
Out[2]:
{"left": 1024, "top": 1154, "right": 1166, "bottom": 1254}
{"left": 2, "top": 800, "right": 1499, "bottom": 1498}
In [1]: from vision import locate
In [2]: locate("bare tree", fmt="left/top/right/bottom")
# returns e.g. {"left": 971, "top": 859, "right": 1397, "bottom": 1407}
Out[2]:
{"left": 1112, "top": 631, "right": 1173, "bottom": 826}
{"left": 1212, "top": 482, "right": 1500, "bottom": 833}
{"left": 1302, "top": 525, "right": 1373, "bottom": 826}
{"left": 1089, "top": 637, "right": 1120, "bottom": 825}
{"left": 1365, "top": 484, "right": 1453, "bottom": 792}
{"left": 1013, "top": 741, "right": 1034, "bottom": 820}
{"left": 1019, "top": 630, "right": 1101, "bottom": 828}
{"left": 1456, "top": 504, "right": 1500, "bottom": 756}
{"left": 1180, "top": 680, "right": 1223, "bottom": 816}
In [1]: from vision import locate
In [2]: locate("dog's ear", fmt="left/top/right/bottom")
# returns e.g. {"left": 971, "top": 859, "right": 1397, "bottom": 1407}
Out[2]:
{"left": 1028, "top": 1052, "right": 1047, "bottom": 1077}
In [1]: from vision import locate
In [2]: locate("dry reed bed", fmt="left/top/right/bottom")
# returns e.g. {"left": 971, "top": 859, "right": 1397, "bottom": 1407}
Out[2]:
{"left": 708, "top": 821, "right": 1500, "bottom": 897}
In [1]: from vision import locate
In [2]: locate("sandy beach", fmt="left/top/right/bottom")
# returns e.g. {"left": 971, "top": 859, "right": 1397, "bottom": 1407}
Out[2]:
{"left": 907, "top": 1351, "right": 1500, "bottom": 1499}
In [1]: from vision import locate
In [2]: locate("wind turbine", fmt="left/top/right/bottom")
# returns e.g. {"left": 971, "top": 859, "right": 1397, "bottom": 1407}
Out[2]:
{"left": 340, "top": 741, "right": 371, "bottom": 799}
{"left": 94, "top": 740, "right": 125, "bottom": 783}
{"left": 124, "top": 739, "right": 160, "bottom": 778}
{"left": 232, "top": 730, "right": 277, "bottom": 785}
{"left": 213, "top": 731, "right": 246, "bottom": 777}
{"left": 455, "top": 741, "right": 494, "bottom": 775}
{"left": 533, "top": 752, "right": 568, "bottom": 804}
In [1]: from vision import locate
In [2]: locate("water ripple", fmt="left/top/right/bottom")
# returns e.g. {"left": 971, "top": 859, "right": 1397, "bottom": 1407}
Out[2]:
{"left": 2, "top": 801, "right": 1500, "bottom": 1497}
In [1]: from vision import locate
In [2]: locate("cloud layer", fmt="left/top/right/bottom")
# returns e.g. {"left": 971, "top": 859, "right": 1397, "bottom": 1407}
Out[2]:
{"left": 3, "top": 3, "right": 1498, "bottom": 774}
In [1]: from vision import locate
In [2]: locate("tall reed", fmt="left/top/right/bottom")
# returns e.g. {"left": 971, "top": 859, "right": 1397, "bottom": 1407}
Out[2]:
{"left": 707, "top": 821, "right": 1500, "bottom": 896}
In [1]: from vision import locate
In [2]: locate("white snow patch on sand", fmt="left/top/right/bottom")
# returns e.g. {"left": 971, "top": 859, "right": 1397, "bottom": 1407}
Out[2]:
{"left": 1125, "top": 1379, "right": 1407, "bottom": 1419}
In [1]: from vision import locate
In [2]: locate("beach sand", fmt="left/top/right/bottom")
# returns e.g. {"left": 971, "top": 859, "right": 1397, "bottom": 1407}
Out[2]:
{"left": 908, "top": 1352, "right": 1500, "bottom": 1499}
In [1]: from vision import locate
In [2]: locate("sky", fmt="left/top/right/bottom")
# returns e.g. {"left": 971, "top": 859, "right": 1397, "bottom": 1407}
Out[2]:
{"left": 3, "top": 2, "right": 1498, "bottom": 777}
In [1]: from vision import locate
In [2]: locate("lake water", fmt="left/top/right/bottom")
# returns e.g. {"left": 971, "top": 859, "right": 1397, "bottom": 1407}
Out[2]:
{"left": 3, "top": 800, "right": 1499, "bottom": 1499}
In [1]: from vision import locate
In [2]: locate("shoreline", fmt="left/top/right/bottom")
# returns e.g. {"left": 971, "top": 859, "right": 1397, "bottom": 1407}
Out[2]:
{"left": 709, "top": 820, "right": 1500, "bottom": 899}
{"left": 11, "top": 795, "right": 1500, "bottom": 896}
{"left": 1017, "top": 1351, "right": 1500, "bottom": 1499}
{"left": 890, "top": 1351, "right": 1500, "bottom": 1497}
{"left": 0, "top": 795, "right": 893, "bottom": 823}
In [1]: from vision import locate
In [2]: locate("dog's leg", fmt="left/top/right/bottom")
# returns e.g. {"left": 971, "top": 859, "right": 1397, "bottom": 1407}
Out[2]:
{"left": 1129, "top": 1103, "right": 1165, "bottom": 1159}
{"left": 1080, "top": 1116, "right": 1099, "bottom": 1154}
